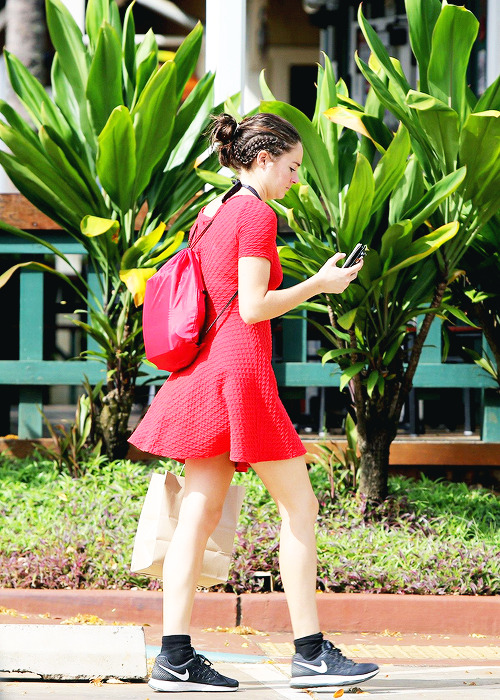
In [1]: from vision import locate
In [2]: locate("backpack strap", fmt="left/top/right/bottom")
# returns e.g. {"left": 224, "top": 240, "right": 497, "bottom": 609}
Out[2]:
{"left": 189, "top": 180, "right": 262, "bottom": 249}
{"left": 190, "top": 180, "right": 262, "bottom": 338}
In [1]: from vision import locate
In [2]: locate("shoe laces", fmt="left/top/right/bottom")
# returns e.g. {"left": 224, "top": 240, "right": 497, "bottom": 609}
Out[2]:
{"left": 192, "top": 652, "right": 222, "bottom": 681}
{"left": 323, "top": 640, "right": 355, "bottom": 668}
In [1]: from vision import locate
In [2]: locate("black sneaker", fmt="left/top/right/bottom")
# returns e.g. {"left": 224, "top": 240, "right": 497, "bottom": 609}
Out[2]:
{"left": 148, "top": 651, "right": 239, "bottom": 692}
{"left": 290, "top": 639, "right": 379, "bottom": 688}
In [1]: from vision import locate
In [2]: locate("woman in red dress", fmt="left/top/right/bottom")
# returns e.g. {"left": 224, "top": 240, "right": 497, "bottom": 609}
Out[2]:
{"left": 130, "top": 113, "right": 377, "bottom": 692}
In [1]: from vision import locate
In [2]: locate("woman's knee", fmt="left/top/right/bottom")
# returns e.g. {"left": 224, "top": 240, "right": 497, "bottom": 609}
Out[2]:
{"left": 179, "top": 493, "right": 224, "bottom": 536}
{"left": 280, "top": 490, "right": 319, "bottom": 527}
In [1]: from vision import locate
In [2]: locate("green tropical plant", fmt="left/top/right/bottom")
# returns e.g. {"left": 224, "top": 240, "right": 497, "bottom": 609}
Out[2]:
{"left": 252, "top": 0, "right": 499, "bottom": 502}
{"left": 455, "top": 214, "right": 500, "bottom": 389}
{"left": 0, "top": 0, "right": 221, "bottom": 457}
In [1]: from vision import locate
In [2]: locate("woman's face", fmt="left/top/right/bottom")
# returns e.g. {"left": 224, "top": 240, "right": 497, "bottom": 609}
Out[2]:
{"left": 257, "top": 142, "right": 303, "bottom": 200}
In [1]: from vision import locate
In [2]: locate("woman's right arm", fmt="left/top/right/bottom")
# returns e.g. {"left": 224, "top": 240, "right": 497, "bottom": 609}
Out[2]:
{"left": 238, "top": 253, "right": 363, "bottom": 325}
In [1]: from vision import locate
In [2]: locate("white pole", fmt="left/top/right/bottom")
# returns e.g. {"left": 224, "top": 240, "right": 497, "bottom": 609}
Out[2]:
{"left": 486, "top": 0, "right": 500, "bottom": 87}
{"left": 205, "top": 0, "right": 247, "bottom": 112}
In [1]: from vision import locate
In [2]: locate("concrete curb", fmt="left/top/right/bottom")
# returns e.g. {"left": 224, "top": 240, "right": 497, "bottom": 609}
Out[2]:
{"left": 0, "top": 624, "right": 147, "bottom": 680}
{"left": 1, "top": 589, "right": 498, "bottom": 636}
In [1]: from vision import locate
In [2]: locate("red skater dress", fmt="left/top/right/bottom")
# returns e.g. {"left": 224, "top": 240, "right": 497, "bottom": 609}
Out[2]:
{"left": 128, "top": 194, "right": 306, "bottom": 469}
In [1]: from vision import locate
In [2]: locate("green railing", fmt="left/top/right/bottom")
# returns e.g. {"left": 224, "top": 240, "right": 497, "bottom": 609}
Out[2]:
{"left": 0, "top": 234, "right": 498, "bottom": 441}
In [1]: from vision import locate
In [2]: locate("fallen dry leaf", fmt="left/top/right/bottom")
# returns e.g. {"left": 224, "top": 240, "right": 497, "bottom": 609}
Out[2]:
{"left": 380, "top": 629, "right": 402, "bottom": 637}
{"left": 202, "top": 625, "right": 267, "bottom": 636}
{"left": 334, "top": 689, "right": 344, "bottom": 697}
{"left": 0, "top": 607, "right": 19, "bottom": 616}
{"left": 61, "top": 614, "right": 105, "bottom": 625}
{"left": 90, "top": 677, "right": 103, "bottom": 686}
{"left": 470, "top": 633, "right": 486, "bottom": 638}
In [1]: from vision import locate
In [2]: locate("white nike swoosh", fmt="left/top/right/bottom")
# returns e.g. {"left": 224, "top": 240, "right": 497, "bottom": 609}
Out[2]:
{"left": 295, "top": 660, "right": 328, "bottom": 673}
{"left": 158, "top": 662, "right": 189, "bottom": 681}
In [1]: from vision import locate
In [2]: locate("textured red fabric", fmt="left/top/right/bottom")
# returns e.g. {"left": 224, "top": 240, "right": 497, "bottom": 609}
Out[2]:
{"left": 129, "top": 196, "right": 306, "bottom": 469}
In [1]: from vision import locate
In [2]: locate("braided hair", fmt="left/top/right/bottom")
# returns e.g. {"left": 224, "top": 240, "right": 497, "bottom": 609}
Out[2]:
{"left": 208, "top": 113, "right": 301, "bottom": 171}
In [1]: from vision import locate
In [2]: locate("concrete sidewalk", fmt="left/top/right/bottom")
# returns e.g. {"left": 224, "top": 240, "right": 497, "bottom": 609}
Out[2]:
{"left": 2, "top": 596, "right": 500, "bottom": 698}
{"left": 2, "top": 663, "right": 500, "bottom": 698}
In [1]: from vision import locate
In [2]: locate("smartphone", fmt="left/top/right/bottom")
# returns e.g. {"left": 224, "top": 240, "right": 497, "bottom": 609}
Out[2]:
{"left": 342, "top": 243, "right": 367, "bottom": 268}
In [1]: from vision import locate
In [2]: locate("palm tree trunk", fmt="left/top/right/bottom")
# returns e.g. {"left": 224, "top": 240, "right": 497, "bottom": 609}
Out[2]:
{"left": 5, "top": 0, "right": 47, "bottom": 84}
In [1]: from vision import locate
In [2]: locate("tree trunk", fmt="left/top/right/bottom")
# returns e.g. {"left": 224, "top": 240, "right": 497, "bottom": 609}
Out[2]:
{"left": 97, "top": 386, "right": 134, "bottom": 460}
{"left": 356, "top": 398, "right": 398, "bottom": 502}
{"left": 5, "top": 0, "right": 47, "bottom": 86}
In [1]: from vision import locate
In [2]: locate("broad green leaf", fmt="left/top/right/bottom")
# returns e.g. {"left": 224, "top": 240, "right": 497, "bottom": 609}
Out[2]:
{"left": 338, "top": 308, "right": 358, "bottom": 330}
{"left": 354, "top": 53, "right": 409, "bottom": 129}
{"left": 475, "top": 74, "right": 500, "bottom": 113}
{"left": 372, "top": 123, "right": 411, "bottom": 213}
{"left": 3, "top": 50, "right": 65, "bottom": 131}
{"left": 340, "top": 362, "right": 366, "bottom": 391}
{"left": 196, "top": 169, "right": 232, "bottom": 188}
{"left": 388, "top": 155, "right": 424, "bottom": 225}
{"left": 367, "top": 370, "right": 379, "bottom": 398}
{"left": 406, "top": 91, "right": 460, "bottom": 173}
{"left": 50, "top": 54, "right": 87, "bottom": 149}
{"left": 97, "top": 106, "right": 136, "bottom": 211}
{"left": 322, "top": 347, "right": 367, "bottom": 364}
{"left": 122, "top": 1, "right": 137, "bottom": 88}
{"left": 315, "top": 56, "right": 338, "bottom": 161}
{"left": 459, "top": 111, "right": 500, "bottom": 205}
{"left": 260, "top": 100, "right": 338, "bottom": 221}
{"left": 259, "top": 69, "right": 276, "bottom": 101}
{"left": 427, "top": 3, "right": 479, "bottom": 124}
{"left": 46, "top": 0, "right": 90, "bottom": 105}
{"left": 382, "top": 222, "right": 459, "bottom": 277}
{"left": 87, "top": 23, "right": 123, "bottom": 133}
{"left": 166, "top": 75, "right": 215, "bottom": 171}
{"left": 357, "top": 5, "right": 411, "bottom": 99}
{"left": 0, "top": 260, "right": 76, "bottom": 294}
{"left": 41, "top": 124, "right": 106, "bottom": 212}
{"left": 0, "top": 100, "right": 44, "bottom": 152}
{"left": 404, "top": 167, "right": 466, "bottom": 232}
{"left": 119, "top": 268, "right": 155, "bottom": 307}
{"left": 39, "top": 126, "right": 97, "bottom": 211}
{"left": 132, "top": 61, "right": 177, "bottom": 196}
{"left": 380, "top": 220, "right": 413, "bottom": 269}
{"left": 173, "top": 22, "right": 203, "bottom": 103}
{"left": 0, "top": 151, "right": 82, "bottom": 231}
{"left": 85, "top": 0, "right": 110, "bottom": 52}
{"left": 339, "top": 152, "right": 374, "bottom": 251}
{"left": 405, "top": 0, "right": 441, "bottom": 93}
{"left": 0, "top": 122, "right": 92, "bottom": 218}
{"left": 81, "top": 216, "right": 120, "bottom": 237}
{"left": 169, "top": 72, "right": 214, "bottom": 154}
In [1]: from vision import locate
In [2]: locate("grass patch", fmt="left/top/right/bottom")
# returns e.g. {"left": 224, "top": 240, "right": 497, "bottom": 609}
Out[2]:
{"left": 0, "top": 454, "right": 498, "bottom": 594}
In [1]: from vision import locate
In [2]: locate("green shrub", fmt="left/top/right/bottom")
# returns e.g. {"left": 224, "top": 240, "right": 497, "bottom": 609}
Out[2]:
{"left": 0, "top": 454, "right": 498, "bottom": 594}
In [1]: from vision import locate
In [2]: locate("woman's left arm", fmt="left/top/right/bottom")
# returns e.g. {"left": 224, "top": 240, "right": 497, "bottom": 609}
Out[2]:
{"left": 238, "top": 254, "right": 362, "bottom": 324}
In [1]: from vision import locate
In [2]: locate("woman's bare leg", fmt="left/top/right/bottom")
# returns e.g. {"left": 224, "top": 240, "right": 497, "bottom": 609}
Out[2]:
{"left": 251, "top": 456, "right": 320, "bottom": 639}
{"left": 162, "top": 453, "right": 235, "bottom": 635}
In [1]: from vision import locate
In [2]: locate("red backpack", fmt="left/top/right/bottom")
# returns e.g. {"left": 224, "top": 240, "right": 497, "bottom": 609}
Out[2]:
{"left": 142, "top": 182, "right": 258, "bottom": 372}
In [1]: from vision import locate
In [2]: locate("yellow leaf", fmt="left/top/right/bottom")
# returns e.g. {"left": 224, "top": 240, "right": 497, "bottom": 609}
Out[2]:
{"left": 57, "top": 492, "right": 68, "bottom": 501}
{"left": 119, "top": 268, "right": 156, "bottom": 307}
{"left": 324, "top": 106, "right": 374, "bottom": 143}
{"left": 334, "top": 690, "right": 344, "bottom": 698}
{"left": 80, "top": 215, "right": 119, "bottom": 238}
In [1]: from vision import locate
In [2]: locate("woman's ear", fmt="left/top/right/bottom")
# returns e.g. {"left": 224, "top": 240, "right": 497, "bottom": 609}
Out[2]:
{"left": 255, "top": 150, "right": 271, "bottom": 169}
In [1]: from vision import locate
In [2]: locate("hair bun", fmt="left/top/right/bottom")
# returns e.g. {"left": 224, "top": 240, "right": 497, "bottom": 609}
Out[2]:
{"left": 209, "top": 113, "right": 238, "bottom": 146}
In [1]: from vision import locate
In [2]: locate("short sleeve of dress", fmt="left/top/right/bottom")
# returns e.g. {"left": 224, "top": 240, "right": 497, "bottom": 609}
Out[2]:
{"left": 237, "top": 199, "right": 277, "bottom": 262}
